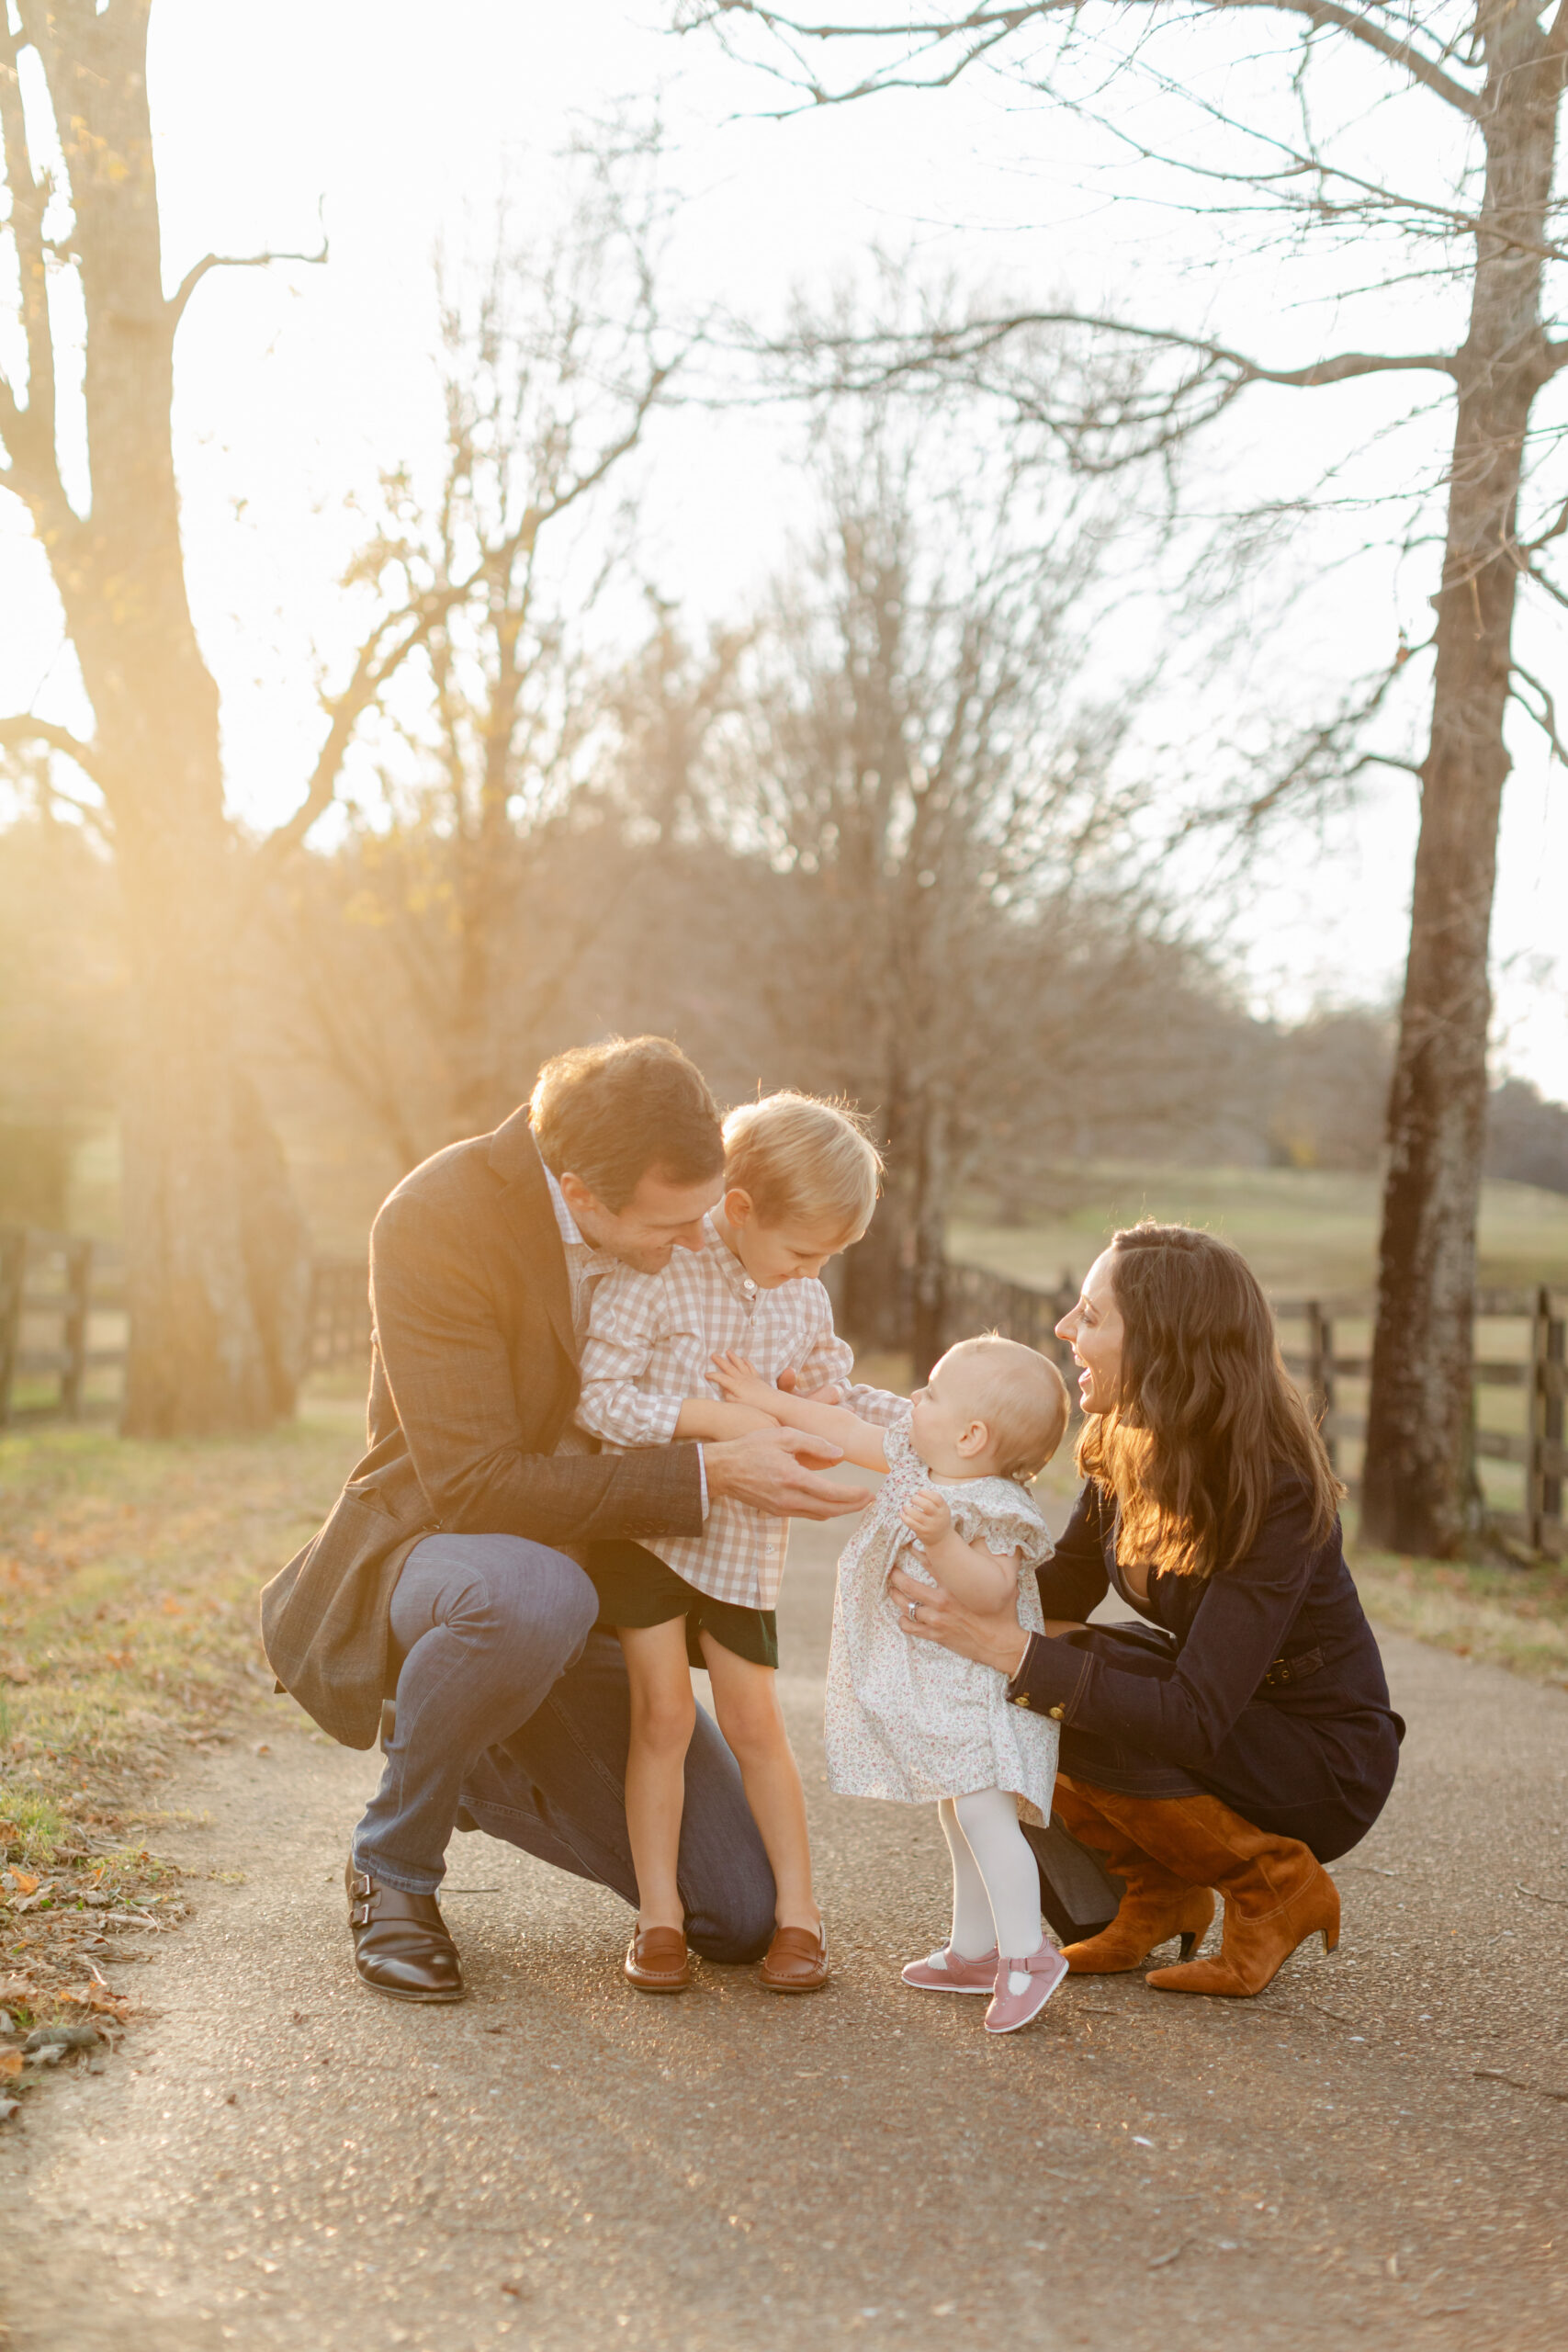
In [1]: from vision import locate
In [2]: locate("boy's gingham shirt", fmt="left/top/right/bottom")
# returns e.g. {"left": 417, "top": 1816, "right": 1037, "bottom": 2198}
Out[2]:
{"left": 577, "top": 1215, "right": 903, "bottom": 1609}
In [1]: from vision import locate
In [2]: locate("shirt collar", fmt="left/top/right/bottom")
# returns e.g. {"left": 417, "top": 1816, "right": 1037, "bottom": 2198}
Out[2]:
{"left": 544, "top": 1165, "right": 626, "bottom": 1282}
{"left": 544, "top": 1165, "right": 586, "bottom": 1251}
{"left": 705, "top": 1212, "right": 760, "bottom": 1301}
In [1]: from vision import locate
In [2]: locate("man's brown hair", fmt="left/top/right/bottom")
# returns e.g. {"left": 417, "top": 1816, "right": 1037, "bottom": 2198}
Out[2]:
{"left": 528, "top": 1036, "right": 724, "bottom": 1212}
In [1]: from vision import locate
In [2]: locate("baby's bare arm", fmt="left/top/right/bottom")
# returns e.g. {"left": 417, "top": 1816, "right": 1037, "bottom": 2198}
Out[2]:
{"left": 673, "top": 1398, "right": 782, "bottom": 1442}
{"left": 901, "top": 1490, "right": 1020, "bottom": 1611}
{"left": 711, "top": 1352, "right": 890, "bottom": 1473}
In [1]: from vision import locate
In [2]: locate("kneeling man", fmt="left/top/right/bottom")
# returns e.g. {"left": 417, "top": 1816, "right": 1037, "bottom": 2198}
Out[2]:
{"left": 262, "top": 1037, "right": 864, "bottom": 2000}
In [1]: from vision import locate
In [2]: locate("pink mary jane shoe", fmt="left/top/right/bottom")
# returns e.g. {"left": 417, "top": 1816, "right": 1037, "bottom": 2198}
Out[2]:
{"left": 901, "top": 1943, "right": 999, "bottom": 1995}
{"left": 985, "top": 1940, "right": 1069, "bottom": 2034}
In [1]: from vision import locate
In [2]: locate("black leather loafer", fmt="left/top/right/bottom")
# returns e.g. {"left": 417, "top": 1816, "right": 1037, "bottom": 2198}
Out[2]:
{"left": 345, "top": 1861, "right": 465, "bottom": 2003}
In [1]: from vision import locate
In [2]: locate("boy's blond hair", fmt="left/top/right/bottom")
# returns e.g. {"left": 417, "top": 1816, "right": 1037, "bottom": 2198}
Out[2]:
{"left": 945, "top": 1334, "right": 1071, "bottom": 1483}
{"left": 722, "top": 1092, "right": 883, "bottom": 1237}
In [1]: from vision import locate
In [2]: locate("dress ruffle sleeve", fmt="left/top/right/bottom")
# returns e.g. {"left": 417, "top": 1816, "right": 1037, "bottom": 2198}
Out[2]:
{"left": 942, "top": 1479, "right": 1054, "bottom": 1571}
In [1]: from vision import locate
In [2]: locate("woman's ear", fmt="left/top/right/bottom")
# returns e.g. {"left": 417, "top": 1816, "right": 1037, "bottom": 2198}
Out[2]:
{"left": 722, "top": 1186, "right": 755, "bottom": 1229}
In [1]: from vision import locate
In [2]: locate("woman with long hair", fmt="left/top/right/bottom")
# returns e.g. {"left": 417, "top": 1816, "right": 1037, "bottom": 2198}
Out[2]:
{"left": 890, "top": 1222, "right": 1404, "bottom": 1998}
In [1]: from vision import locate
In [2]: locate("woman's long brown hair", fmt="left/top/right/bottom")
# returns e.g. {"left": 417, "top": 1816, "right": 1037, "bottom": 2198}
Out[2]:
{"left": 1077, "top": 1222, "right": 1343, "bottom": 1577}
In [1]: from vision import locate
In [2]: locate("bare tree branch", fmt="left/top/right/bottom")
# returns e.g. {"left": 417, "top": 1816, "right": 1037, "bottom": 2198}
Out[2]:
{"left": 168, "top": 208, "right": 330, "bottom": 332}
{"left": 0, "top": 712, "right": 108, "bottom": 787}
{"left": 678, "top": 4, "right": 1483, "bottom": 118}
{"left": 1510, "top": 660, "right": 1568, "bottom": 766}
{"left": 0, "top": 10, "right": 70, "bottom": 530}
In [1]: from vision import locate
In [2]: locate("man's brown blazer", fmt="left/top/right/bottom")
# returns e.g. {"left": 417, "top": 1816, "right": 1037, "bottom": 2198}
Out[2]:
{"left": 260, "top": 1107, "right": 705, "bottom": 1748}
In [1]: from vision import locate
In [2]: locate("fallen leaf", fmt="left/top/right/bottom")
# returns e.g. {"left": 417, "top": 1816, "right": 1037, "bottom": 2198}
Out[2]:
{"left": 1147, "top": 2245, "right": 1187, "bottom": 2271}
{"left": 12, "top": 1873, "right": 39, "bottom": 1897}
{"left": 24, "top": 2024, "right": 100, "bottom": 2054}
{"left": 0, "top": 2052, "right": 22, "bottom": 2082}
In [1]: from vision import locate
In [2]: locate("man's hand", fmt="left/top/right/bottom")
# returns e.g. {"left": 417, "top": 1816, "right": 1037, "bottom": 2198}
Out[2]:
{"left": 704, "top": 1423, "right": 872, "bottom": 1521}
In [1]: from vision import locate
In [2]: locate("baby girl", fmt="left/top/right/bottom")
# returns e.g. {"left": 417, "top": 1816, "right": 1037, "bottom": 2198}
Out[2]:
{"left": 713, "top": 1334, "right": 1072, "bottom": 2033}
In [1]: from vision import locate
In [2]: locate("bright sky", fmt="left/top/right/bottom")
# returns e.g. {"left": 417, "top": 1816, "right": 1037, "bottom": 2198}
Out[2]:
{"left": 4, "top": 0, "right": 1565, "bottom": 1095}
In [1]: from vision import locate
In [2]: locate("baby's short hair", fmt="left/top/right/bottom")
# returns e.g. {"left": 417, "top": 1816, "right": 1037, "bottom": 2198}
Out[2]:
{"left": 722, "top": 1091, "right": 883, "bottom": 1237}
{"left": 945, "top": 1334, "right": 1071, "bottom": 1483}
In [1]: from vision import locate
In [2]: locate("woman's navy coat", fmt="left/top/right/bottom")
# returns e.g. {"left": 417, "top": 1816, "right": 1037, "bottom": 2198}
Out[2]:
{"left": 1007, "top": 1474, "right": 1404, "bottom": 1860}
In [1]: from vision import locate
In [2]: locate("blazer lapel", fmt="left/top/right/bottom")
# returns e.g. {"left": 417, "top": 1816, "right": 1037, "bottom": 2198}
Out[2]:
{"left": 488, "top": 1110, "right": 578, "bottom": 1370}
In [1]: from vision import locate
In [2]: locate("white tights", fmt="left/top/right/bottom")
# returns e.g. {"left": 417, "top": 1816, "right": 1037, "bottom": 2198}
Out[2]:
{"left": 939, "top": 1789, "right": 1044, "bottom": 1990}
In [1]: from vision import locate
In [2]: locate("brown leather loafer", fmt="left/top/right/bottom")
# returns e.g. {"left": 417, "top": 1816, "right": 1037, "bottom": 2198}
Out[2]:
{"left": 758, "top": 1920, "right": 829, "bottom": 1993}
{"left": 625, "top": 1924, "right": 690, "bottom": 1992}
{"left": 346, "top": 1862, "right": 465, "bottom": 2003}
{"left": 620, "top": 1918, "right": 691, "bottom": 1994}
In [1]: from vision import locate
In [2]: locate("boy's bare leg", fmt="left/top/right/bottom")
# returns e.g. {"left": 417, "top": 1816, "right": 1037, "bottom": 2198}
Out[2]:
{"left": 618, "top": 1619, "right": 697, "bottom": 1931}
{"left": 699, "top": 1634, "right": 819, "bottom": 1934}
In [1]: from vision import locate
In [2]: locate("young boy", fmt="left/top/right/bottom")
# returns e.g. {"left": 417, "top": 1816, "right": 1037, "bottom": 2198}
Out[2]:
{"left": 576, "top": 1092, "right": 897, "bottom": 1996}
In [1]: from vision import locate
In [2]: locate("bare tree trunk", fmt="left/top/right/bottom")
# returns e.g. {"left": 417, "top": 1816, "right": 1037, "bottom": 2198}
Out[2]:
{"left": 1362, "top": 7, "right": 1563, "bottom": 1555}
{"left": 908, "top": 1081, "right": 953, "bottom": 1379}
{"left": 14, "top": 3, "right": 307, "bottom": 1433}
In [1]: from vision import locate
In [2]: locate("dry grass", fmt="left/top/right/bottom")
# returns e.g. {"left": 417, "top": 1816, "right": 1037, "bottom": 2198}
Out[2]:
{"left": 1348, "top": 1539, "right": 1568, "bottom": 1690}
{"left": 1, "top": 1406, "right": 361, "bottom": 2033}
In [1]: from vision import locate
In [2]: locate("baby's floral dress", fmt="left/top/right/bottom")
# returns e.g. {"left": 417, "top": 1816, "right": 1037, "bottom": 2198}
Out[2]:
{"left": 824, "top": 1414, "right": 1060, "bottom": 1819}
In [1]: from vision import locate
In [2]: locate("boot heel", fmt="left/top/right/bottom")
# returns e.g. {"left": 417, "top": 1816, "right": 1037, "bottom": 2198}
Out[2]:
{"left": 1321, "top": 1924, "right": 1339, "bottom": 1955}
{"left": 1178, "top": 1929, "right": 1201, "bottom": 1962}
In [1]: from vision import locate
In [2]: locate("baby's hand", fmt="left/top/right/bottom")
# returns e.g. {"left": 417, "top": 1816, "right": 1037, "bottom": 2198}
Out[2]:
{"left": 900, "top": 1488, "right": 953, "bottom": 1548}
{"left": 710, "top": 1351, "right": 780, "bottom": 1416}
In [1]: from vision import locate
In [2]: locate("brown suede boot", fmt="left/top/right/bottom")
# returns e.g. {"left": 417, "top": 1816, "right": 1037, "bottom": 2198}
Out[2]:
{"left": 1082, "top": 1790, "right": 1339, "bottom": 1997}
{"left": 1052, "top": 1778, "right": 1215, "bottom": 1974}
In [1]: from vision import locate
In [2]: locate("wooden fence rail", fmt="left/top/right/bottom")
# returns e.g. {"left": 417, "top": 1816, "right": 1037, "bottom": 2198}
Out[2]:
{"left": 939, "top": 1263, "right": 1568, "bottom": 1563}
{"left": 3, "top": 1223, "right": 1562, "bottom": 1559}
{"left": 0, "top": 1231, "right": 372, "bottom": 1427}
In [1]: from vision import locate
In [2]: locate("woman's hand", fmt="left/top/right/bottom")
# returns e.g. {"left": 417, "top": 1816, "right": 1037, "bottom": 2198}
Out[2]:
{"left": 886, "top": 1563, "right": 1032, "bottom": 1680}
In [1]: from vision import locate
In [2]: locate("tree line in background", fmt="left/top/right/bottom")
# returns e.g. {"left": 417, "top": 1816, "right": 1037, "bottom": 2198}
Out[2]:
{"left": 2, "top": 3, "right": 1566, "bottom": 1563}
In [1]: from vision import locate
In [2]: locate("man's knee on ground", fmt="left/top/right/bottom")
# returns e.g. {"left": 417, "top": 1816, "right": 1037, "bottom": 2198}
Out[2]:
{"left": 686, "top": 1867, "right": 775, "bottom": 1965}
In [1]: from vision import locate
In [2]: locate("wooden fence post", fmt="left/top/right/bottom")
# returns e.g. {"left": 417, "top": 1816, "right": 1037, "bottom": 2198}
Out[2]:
{"left": 1545, "top": 1293, "right": 1565, "bottom": 1548}
{"left": 1306, "top": 1300, "right": 1337, "bottom": 1475}
{"left": 61, "top": 1238, "right": 91, "bottom": 1419}
{"left": 1529, "top": 1284, "right": 1564, "bottom": 1554}
{"left": 0, "top": 1227, "right": 23, "bottom": 1430}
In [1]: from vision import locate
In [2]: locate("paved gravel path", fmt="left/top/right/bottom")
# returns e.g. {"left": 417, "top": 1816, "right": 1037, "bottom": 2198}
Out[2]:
{"left": 3, "top": 1521, "right": 1567, "bottom": 2352}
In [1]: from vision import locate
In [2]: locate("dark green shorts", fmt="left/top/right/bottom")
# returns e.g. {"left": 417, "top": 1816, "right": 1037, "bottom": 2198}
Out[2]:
{"left": 585, "top": 1540, "right": 779, "bottom": 1671}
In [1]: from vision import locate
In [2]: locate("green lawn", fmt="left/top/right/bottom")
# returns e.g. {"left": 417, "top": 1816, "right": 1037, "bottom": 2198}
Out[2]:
{"left": 950, "top": 1163, "right": 1568, "bottom": 1300}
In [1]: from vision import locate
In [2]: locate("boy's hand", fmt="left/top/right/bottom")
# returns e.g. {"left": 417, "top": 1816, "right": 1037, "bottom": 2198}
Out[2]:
{"left": 901, "top": 1488, "right": 953, "bottom": 1547}
{"left": 710, "top": 1351, "right": 781, "bottom": 1416}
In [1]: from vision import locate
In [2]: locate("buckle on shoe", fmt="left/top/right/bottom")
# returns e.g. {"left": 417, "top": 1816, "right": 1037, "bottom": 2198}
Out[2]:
{"left": 348, "top": 1868, "right": 373, "bottom": 1899}
{"left": 350, "top": 1901, "right": 373, "bottom": 1928}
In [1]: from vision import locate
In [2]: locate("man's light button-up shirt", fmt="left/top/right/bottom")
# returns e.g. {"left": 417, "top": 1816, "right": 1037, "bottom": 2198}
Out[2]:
{"left": 543, "top": 1163, "right": 707, "bottom": 1516}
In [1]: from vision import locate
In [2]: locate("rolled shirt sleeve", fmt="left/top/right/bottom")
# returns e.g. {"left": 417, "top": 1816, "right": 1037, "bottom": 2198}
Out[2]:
{"left": 576, "top": 1268, "right": 684, "bottom": 1449}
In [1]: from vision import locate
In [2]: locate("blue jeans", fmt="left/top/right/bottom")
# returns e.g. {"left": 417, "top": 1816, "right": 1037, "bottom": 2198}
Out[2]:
{"left": 351, "top": 1532, "right": 775, "bottom": 1963}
